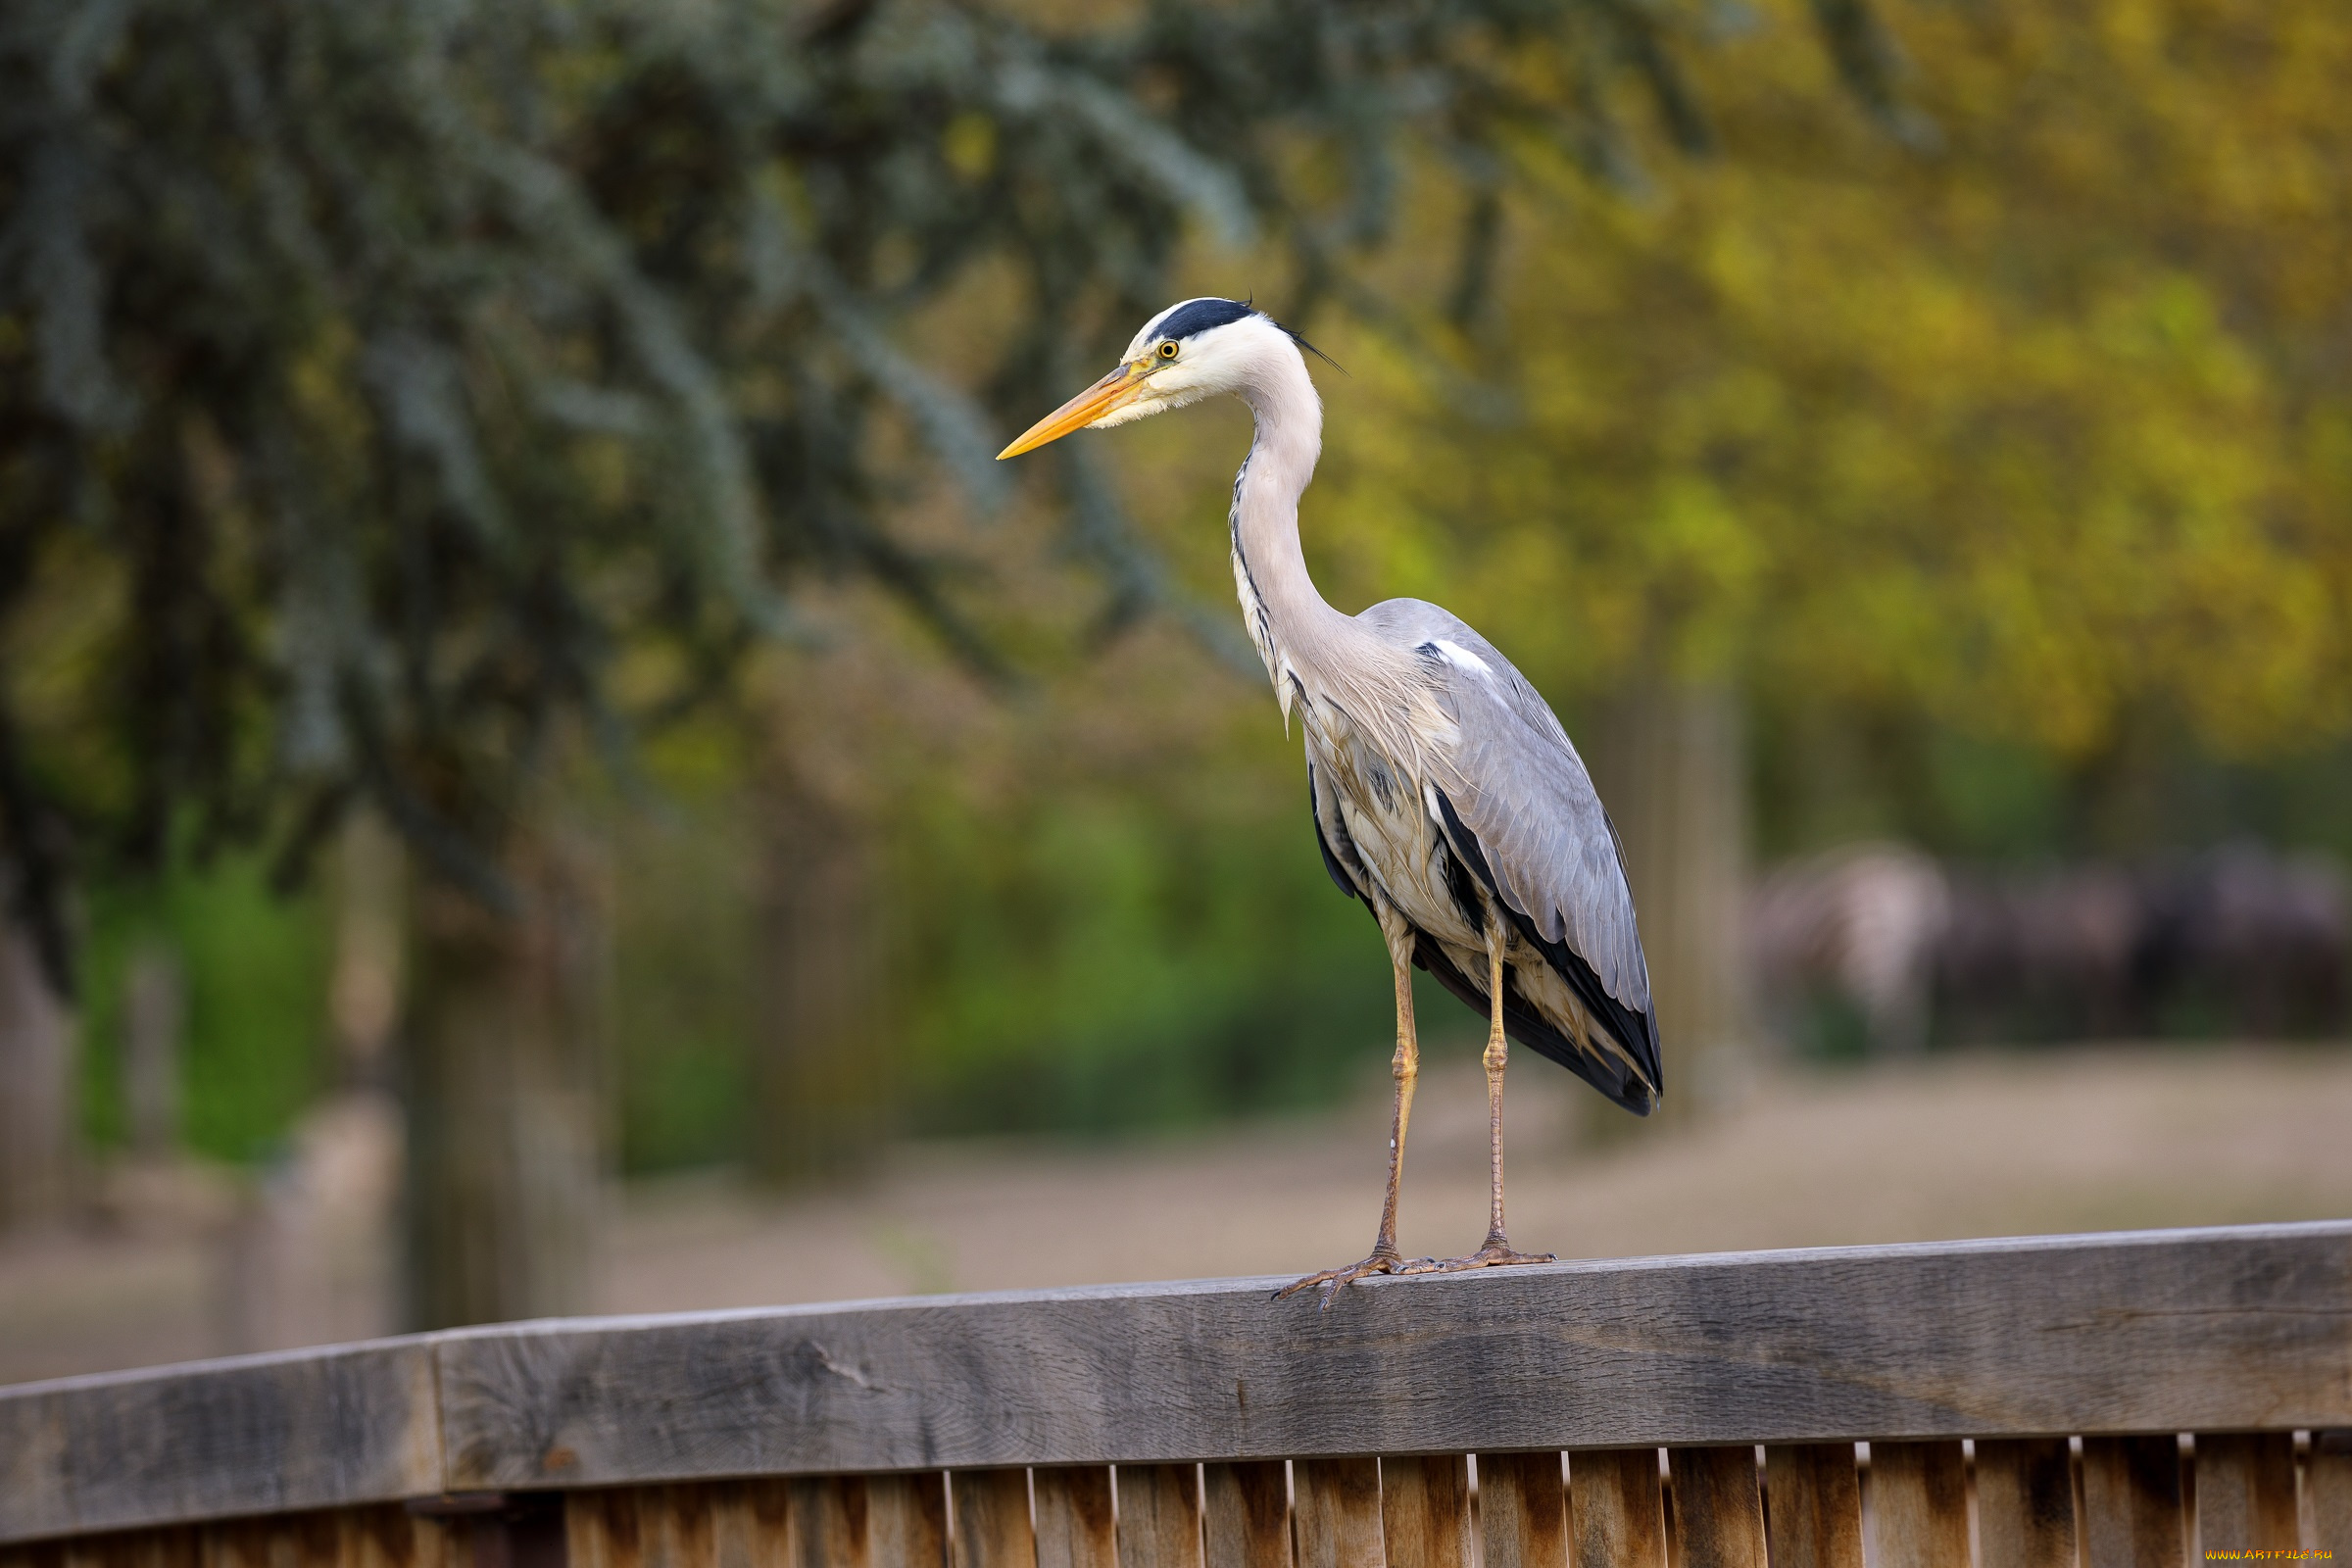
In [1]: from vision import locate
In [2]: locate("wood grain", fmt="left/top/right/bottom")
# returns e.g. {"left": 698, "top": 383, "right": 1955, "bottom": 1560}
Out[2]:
{"left": 2309, "top": 1431, "right": 2352, "bottom": 1558}
{"left": 1664, "top": 1449, "right": 1761, "bottom": 1568}
{"left": 704, "top": 1482, "right": 797, "bottom": 1568}
{"left": 422, "top": 1223, "right": 2352, "bottom": 1491}
{"left": 1033, "top": 1470, "right": 1113, "bottom": 1568}
{"left": 2191, "top": 1434, "right": 2295, "bottom": 1555}
{"left": 1118, "top": 1468, "right": 1203, "bottom": 1568}
{"left": 1975, "top": 1439, "right": 2076, "bottom": 1568}
{"left": 0, "top": 1342, "right": 440, "bottom": 1544}
{"left": 1202, "top": 1463, "right": 1291, "bottom": 1568}
{"left": 1377, "top": 1456, "right": 1469, "bottom": 1568}
{"left": 1866, "top": 1443, "right": 1967, "bottom": 1568}
{"left": 1293, "top": 1460, "right": 1381, "bottom": 1568}
{"left": 2080, "top": 1436, "right": 2184, "bottom": 1568}
{"left": 1480, "top": 1453, "right": 1568, "bottom": 1568}
{"left": 868, "top": 1477, "right": 948, "bottom": 1568}
{"left": 1567, "top": 1449, "right": 1661, "bottom": 1568}
{"left": 951, "top": 1472, "right": 1034, "bottom": 1568}
{"left": 7, "top": 1223, "right": 2346, "bottom": 1546}
{"left": 1761, "top": 1446, "right": 1861, "bottom": 1568}
{"left": 568, "top": 1488, "right": 646, "bottom": 1568}
{"left": 793, "top": 1477, "right": 872, "bottom": 1568}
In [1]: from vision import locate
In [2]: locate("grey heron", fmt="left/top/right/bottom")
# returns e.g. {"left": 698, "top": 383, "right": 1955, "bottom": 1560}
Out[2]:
{"left": 1000, "top": 298, "right": 1662, "bottom": 1300}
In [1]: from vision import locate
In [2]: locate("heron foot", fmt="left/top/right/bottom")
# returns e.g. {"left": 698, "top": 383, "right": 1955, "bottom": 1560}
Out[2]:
{"left": 1427, "top": 1237, "right": 1556, "bottom": 1273}
{"left": 1273, "top": 1250, "right": 1438, "bottom": 1309}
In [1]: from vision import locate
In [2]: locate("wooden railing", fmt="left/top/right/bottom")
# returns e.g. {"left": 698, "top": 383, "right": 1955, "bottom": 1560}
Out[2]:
{"left": 4, "top": 1223, "right": 2349, "bottom": 1568}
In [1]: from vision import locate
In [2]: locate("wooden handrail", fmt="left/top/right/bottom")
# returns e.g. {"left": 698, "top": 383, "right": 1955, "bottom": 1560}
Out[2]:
{"left": 4, "top": 1221, "right": 2349, "bottom": 1546}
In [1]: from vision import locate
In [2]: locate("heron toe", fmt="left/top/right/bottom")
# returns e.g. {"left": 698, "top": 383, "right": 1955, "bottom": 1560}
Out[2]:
{"left": 1274, "top": 1250, "right": 1438, "bottom": 1308}
{"left": 1428, "top": 1238, "right": 1556, "bottom": 1274}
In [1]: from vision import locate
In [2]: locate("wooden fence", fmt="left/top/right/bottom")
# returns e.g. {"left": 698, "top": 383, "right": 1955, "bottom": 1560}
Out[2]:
{"left": 5, "top": 1223, "right": 2350, "bottom": 1568}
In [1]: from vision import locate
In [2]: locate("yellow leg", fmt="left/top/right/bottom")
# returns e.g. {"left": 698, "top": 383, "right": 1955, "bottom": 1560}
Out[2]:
{"left": 1278, "top": 906, "right": 1434, "bottom": 1305}
{"left": 1434, "top": 916, "right": 1555, "bottom": 1273}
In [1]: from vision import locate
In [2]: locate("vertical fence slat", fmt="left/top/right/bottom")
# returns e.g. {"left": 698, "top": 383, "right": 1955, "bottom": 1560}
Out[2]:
{"left": 1665, "top": 1449, "right": 1763, "bottom": 1568}
{"left": 571, "top": 1490, "right": 646, "bottom": 1568}
{"left": 351, "top": 1509, "right": 450, "bottom": 1568}
{"left": 1117, "top": 1465, "right": 1203, "bottom": 1568}
{"left": 1761, "top": 1446, "right": 1862, "bottom": 1568}
{"left": 2305, "top": 1432, "right": 2352, "bottom": 1557}
{"left": 1378, "top": 1457, "right": 1470, "bottom": 1568}
{"left": 863, "top": 1479, "right": 948, "bottom": 1568}
{"left": 708, "top": 1482, "right": 797, "bottom": 1568}
{"left": 1975, "top": 1439, "right": 2077, "bottom": 1568}
{"left": 1867, "top": 1443, "right": 1967, "bottom": 1568}
{"left": 1568, "top": 1449, "right": 1663, "bottom": 1568}
{"left": 953, "top": 1472, "right": 1035, "bottom": 1568}
{"left": 793, "top": 1479, "right": 874, "bottom": 1568}
{"left": 2191, "top": 1434, "right": 2295, "bottom": 1556}
{"left": 1295, "top": 1460, "right": 1382, "bottom": 1568}
{"left": 1035, "top": 1471, "right": 1115, "bottom": 1568}
{"left": 1203, "top": 1463, "right": 1293, "bottom": 1568}
{"left": 1484, "top": 1452, "right": 1569, "bottom": 1568}
{"left": 2081, "top": 1437, "right": 2185, "bottom": 1568}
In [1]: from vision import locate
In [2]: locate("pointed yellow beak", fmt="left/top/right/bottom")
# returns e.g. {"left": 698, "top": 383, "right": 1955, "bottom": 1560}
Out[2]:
{"left": 998, "top": 362, "right": 1154, "bottom": 459}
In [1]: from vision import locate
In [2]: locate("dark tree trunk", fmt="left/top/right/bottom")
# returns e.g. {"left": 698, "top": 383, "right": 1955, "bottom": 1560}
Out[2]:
{"left": 750, "top": 754, "right": 884, "bottom": 1189}
{"left": 402, "top": 835, "right": 606, "bottom": 1329}
{"left": 1592, "top": 674, "right": 1754, "bottom": 1123}
{"left": 0, "top": 887, "right": 74, "bottom": 1229}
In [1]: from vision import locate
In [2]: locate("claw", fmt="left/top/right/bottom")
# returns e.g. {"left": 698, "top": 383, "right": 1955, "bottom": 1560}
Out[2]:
{"left": 1426, "top": 1239, "right": 1555, "bottom": 1274}
{"left": 1274, "top": 1250, "right": 1432, "bottom": 1306}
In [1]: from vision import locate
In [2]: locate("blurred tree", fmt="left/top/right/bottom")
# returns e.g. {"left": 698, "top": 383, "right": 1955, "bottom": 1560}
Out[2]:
{"left": 1321, "top": 0, "right": 2352, "bottom": 1078}
{"left": 0, "top": 0, "right": 1897, "bottom": 1307}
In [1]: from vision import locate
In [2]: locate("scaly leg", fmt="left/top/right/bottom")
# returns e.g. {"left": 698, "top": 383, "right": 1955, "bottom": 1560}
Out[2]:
{"left": 1432, "top": 918, "right": 1555, "bottom": 1273}
{"left": 1278, "top": 908, "right": 1434, "bottom": 1305}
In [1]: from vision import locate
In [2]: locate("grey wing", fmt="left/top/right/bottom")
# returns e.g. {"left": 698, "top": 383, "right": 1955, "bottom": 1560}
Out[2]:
{"left": 1361, "top": 600, "right": 1662, "bottom": 1100}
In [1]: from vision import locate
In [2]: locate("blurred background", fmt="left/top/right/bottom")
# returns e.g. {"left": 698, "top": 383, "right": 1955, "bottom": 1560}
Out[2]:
{"left": 3, "top": 0, "right": 2350, "bottom": 1384}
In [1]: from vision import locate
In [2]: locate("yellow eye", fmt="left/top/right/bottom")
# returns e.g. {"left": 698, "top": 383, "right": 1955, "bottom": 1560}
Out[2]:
{"left": 1157, "top": 341, "right": 1179, "bottom": 360}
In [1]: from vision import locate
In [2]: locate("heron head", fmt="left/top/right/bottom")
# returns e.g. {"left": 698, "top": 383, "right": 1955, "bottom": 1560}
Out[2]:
{"left": 997, "top": 298, "right": 1322, "bottom": 460}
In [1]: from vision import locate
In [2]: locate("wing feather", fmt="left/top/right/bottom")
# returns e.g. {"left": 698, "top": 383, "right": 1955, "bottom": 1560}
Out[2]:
{"left": 1359, "top": 599, "right": 1663, "bottom": 1101}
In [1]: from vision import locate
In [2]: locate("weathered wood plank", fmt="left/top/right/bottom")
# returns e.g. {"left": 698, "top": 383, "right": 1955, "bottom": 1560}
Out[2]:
{"left": 1377, "top": 1456, "right": 1468, "bottom": 1568}
{"left": 1118, "top": 1468, "right": 1203, "bottom": 1568}
{"left": 1201, "top": 1463, "right": 1291, "bottom": 1568}
{"left": 0, "top": 1342, "right": 441, "bottom": 1544}
{"left": 1760, "top": 1446, "right": 1861, "bottom": 1568}
{"left": 1665, "top": 1448, "right": 1762, "bottom": 1568}
{"left": 1294, "top": 1459, "right": 1381, "bottom": 1568}
{"left": 2192, "top": 1434, "right": 2295, "bottom": 1556}
{"left": 421, "top": 1224, "right": 2352, "bottom": 1490}
{"left": 569, "top": 1489, "right": 646, "bottom": 1568}
{"left": 873, "top": 1476, "right": 948, "bottom": 1568}
{"left": 951, "top": 1472, "right": 1033, "bottom": 1568}
{"left": 710, "top": 1481, "right": 797, "bottom": 1568}
{"left": 1489, "top": 1454, "right": 1573, "bottom": 1568}
{"left": 793, "top": 1477, "right": 871, "bottom": 1568}
{"left": 2310, "top": 1431, "right": 2352, "bottom": 1558}
{"left": 1975, "top": 1439, "right": 2076, "bottom": 1568}
{"left": 6, "top": 1223, "right": 2345, "bottom": 1544}
{"left": 2081, "top": 1436, "right": 2183, "bottom": 1568}
{"left": 1566, "top": 1449, "right": 1660, "bottom": 1568}
{"left": 1867, "top": 1443, "right": 1967, "bottom": 1568}
{"left": 1033, "top": 1470, "right": 1113, "bottom": 1568}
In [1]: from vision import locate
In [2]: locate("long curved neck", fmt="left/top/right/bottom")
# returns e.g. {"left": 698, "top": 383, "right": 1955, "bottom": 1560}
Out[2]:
{"left": 1229, "top": 347, "right": 1348, "bottom": 701}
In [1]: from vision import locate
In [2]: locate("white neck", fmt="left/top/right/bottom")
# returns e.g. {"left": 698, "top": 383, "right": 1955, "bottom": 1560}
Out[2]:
{"left": 1227, "top": 339, "right": 1352, "bottom": 704}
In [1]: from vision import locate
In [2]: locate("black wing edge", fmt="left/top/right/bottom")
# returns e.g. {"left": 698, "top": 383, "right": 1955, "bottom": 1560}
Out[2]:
{"left": 1429, "top": 787, "right": 1663, "bottom": 1114}
{"left": 1307, "top": 764, "right": 1370, "bottom": 904}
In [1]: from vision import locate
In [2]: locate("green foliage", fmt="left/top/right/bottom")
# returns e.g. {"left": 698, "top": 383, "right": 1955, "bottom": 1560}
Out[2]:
{"left": 78, "top": 854, "right": 331, "bottom": 1162}
{"left": 891, "top": 786, "right": 1396, "bottom": 1138}
{"left": 1320, "top": 0, "right": 2352, "bottom": 783}
{"left": 1, "top": 0, "right": 1888, "bottom": 990}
